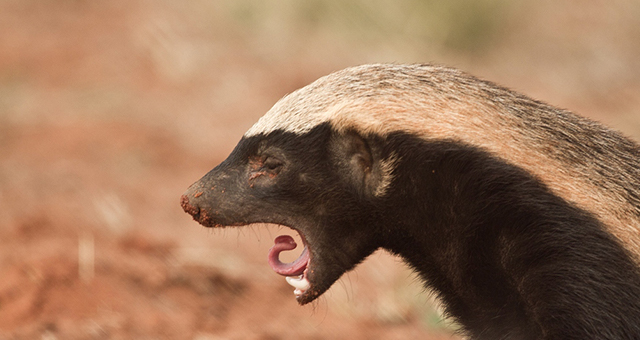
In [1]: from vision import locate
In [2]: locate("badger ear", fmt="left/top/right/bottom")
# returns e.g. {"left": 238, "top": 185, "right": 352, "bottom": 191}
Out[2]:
{"left": 330, "top": 130, "right": 388, "bottom": 197}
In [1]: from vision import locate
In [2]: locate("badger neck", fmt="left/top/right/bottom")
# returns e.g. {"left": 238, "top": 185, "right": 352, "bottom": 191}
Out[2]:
{"left": 374, "top": 134, "right": 640, "bottom": 338}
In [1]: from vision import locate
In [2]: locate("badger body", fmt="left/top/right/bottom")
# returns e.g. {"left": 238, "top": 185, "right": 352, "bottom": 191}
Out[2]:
{"left": 181, "top": 64, "right": 640, "bottom": 339}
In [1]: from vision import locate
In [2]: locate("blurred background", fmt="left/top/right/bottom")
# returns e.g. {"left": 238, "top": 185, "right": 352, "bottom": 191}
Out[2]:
{"left": 1, "top": 0, "right": 639, "bottom": 339}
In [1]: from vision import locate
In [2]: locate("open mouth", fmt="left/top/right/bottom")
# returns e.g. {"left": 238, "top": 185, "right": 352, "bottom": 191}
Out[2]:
{"left": 180, "top": 194, "right": 315, "bottom": 300}
{"left": 268, "top": 234, "right": 311, "bottom": 297}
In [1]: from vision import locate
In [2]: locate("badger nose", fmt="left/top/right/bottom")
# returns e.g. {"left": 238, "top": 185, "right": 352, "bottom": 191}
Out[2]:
{"left": 181, "top": 165, "right": 243, "bottom": 228}
{"left": 181, "top": 177, "right": 209, "bottom": 217}
{"left": 180, "top": 194, "right": 201, "bottom": 220}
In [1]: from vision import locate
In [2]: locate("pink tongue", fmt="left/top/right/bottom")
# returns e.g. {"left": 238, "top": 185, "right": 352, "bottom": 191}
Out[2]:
{"left": 268, "top": 235, "right": 309, "bottom": 276}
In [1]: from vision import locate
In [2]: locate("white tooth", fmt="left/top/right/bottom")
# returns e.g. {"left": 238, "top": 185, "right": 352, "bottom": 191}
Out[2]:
{"left": 285, "top": 275, "right": 310, "bottom": 291}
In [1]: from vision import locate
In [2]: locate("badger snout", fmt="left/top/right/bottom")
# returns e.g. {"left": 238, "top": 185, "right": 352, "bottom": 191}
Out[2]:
{"left": 180, "top": 189, "right": 231, "bottom": 228}
{"left": 181, "top": 185, "right": 216, "bottom": 227}
{"left": 180, "top": 171, "right": 227, "bottom": 228}
{"left": 180, "top": 194, "right": 200, "bottom": 220}
{"left": 180, "top": 162, "right": 260, "bottom": 229}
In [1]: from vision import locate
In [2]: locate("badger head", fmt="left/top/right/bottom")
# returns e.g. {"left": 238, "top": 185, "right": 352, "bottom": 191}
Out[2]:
{"left": 181, "top": 65, "right": 409, "bottom": 304}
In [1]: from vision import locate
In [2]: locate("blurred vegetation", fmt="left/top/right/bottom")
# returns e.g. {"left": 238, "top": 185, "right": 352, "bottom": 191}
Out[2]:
{"left": 225, "top": 0, "right": 514, "bottom": 56}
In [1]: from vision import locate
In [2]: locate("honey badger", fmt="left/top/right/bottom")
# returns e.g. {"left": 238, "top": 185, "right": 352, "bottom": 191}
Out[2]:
{"left": 181, "top": 64, "right": 640, "bottom": 339}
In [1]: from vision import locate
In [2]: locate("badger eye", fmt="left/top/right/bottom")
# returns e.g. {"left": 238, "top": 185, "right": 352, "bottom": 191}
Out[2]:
{"left": 263, "top": 157, "right": 284, "bottom": 171}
